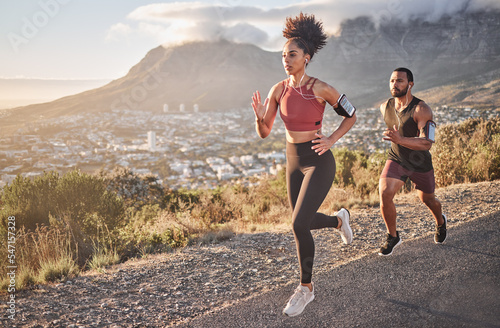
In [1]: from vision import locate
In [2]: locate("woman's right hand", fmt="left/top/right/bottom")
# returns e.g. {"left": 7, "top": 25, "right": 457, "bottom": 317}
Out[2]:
{"left": 252, "top": 91, "right": 269, "bottom": 122}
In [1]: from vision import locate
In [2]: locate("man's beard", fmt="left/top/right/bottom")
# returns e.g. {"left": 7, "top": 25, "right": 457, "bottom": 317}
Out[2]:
{"left": 391, "top": 88, "right": 408, "bottom": 98}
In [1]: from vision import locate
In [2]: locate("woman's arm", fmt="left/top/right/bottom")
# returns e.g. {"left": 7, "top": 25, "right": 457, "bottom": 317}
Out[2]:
{"left": 252, "top": 83, "right": 281, "bottom": 139}
{"left": 311, "top": 80, "right": 357, "bottom": 155}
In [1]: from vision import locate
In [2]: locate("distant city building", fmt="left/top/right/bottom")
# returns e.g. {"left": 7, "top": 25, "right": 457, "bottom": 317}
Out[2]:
{"left": 179, "top": 104, "right": 185, "bottom": 112}
{"left": 258, "top": 151, "right": 285, "bottom": 161}
{"left": 206, "top": 157, "right": 225, "bottom": 165}
{"left": 193, "top": 104, "right": 199, "bottom": 112}
{"left": 147, "top": 131, "right": 156, "bottom": 151}
{"left": 229, "top": 156, "right": 241, "bottom": 165}
{"left": 270, "top": 163, "right": 284, "bottom": 176}
{"left": 240, "top": 155, "right": 254, "bottom": 166}
{"left": 170, "top": 161, "right": 190, "bottom": 173}
{"left": 163, "top": 104, "right": 169, "bottom": 113}
{"left": 1, "top": 105, "right": 496, "bottom": 190}
{"left": 216, "top": 164, "right": 235, "bottom": 180}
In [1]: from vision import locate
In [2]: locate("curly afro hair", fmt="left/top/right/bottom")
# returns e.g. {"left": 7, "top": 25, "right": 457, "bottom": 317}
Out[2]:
{"left": 282, "top": 12, "right": 327, "bottom": 60}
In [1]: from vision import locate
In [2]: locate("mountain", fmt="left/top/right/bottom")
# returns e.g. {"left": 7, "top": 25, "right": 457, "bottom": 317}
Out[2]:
{"left": 0, "top": 41, "right": 284, "bottom": 135}
{"left": 2, "top": 9, "right": 499, "bottom": 136}
{"left": 308, "top": 11, "right": 500, "bottom": 107}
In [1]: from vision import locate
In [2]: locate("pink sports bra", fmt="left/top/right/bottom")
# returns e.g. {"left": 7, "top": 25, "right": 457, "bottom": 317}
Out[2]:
{"left": 278, "top": 77, "right": 325, "bottom": 131}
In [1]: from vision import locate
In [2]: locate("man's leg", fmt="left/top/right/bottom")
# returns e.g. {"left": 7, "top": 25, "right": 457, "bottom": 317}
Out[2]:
{"left": 379, "top": 177, "right": 405, "bottom": 237}
{"left": 417, "top": 190, "right": 444, "bottom": 226}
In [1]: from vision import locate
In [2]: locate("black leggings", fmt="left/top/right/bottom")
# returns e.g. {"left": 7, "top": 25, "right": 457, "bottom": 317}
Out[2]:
{"left": 286, "top": 140, "right": 338, "bottom": 284}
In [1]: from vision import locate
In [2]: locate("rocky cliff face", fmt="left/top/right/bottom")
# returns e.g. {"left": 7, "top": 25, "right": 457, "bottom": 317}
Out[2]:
{"left": 309, "top": 10, "right": 500, "bottom": 103}
{"left": 334, "top": 10, "right": 500, "bottom": 64}
{"left": 3, "top": 10, "right": 499, "bottom": 134}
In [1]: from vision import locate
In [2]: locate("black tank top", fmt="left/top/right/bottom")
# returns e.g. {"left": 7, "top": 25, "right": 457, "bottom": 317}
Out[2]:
{"left": 384, "top": 96, "right": 433, "bottom": 172}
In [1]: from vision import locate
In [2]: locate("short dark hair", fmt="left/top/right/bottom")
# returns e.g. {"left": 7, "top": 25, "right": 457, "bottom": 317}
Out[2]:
{"left": 394, "top": 67, "right": 414, "bottom": 83}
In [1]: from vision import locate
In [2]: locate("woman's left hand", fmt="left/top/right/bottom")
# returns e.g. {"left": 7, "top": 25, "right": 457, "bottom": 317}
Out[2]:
{"left": 311, "top": 132, "right": 335, "bottom": 155}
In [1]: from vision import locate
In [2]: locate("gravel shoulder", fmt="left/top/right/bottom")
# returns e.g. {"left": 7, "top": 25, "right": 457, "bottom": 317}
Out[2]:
{"left": 2, "top": 180, "right": 500, "bottom": 328}
{"left": 181, "top": 208, "right": 500, "bottom": 328}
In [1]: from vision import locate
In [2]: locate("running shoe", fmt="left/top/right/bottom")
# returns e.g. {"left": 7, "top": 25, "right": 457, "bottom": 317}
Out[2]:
{"left": 434, "top": 214, "right": 447, "bottom": 244}
{"left": 283, "top": 284, "right": 315, "bottom": 317}
{"left": 336, "top": 208, "right": 353, "bottom": 245}
{"left": 378, "top": 232, "right": 401, "bottom": 256}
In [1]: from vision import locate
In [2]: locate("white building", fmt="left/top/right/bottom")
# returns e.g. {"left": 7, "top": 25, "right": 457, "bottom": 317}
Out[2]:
{"left": 170, "top": 162, "right": 191, "bottom": 173}
{"left": 147, "top": 131, "right": 156, "bottom": 151}
{"left": 216, "top": 164, "right": 236, "bottom": 180}
{"left": 240, "top": 155, "right": 254, "bottom": 166}
{"left": 258, "top": 151, "right": 285, "bottom": 162}
{"left": 206, "top": 157, "right": 225, "bottom": 165}
{"left": 229, "top": 156, "right": 241, "bottom": 165}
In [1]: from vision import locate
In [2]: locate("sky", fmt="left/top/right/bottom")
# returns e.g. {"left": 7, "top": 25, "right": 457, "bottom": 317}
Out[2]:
{"left": 1, "top": 0, "right": 499, "bottom": 81}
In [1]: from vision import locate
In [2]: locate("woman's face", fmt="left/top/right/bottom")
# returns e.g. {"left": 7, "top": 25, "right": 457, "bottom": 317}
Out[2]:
{"left": 282, "top": 41, "right": 308, "bottom": 75}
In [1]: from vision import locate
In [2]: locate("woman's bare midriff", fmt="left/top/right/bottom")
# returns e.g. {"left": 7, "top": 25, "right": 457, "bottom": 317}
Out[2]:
{"left": 286, "top": 129, "right": 320, "bottom": 144}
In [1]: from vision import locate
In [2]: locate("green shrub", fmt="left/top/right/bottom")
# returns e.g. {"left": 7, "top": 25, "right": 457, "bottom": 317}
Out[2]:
{"left": 0, "top": 171, "right": 59, "bottom": 230}
{"left": 0, "top": 171, "right": 124, "bottom": 291}
{"left": 99, "top": 167, "right": 165, "bottom": 210}
{"left": 87, "top": 246, "right": 120, "bottom": 271}
{"left": 55, "top": 170, "right": 125, "bottom": 238}
{"left": 432, "top": 117, "right": 500, "bottom": 186}
{"left": 0, "top": 170, "right": 124, "bottom": 238}
{"left": 16, "top": 267, "right": 37, "bottom": 290}
{"left": 37, "top": 253, "right": 79, "bottom": 283}
{"left": 330, "top": 148, "right": 386, "bottom": 199}
{"left": 162, "top": 189, "right": 201, "bottom": 213}
{"left": 332, "top": 148, "right": 366, "bottom": 186}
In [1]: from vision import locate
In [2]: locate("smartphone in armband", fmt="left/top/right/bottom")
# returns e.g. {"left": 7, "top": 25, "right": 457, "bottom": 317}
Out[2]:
{"left": 425, "top": 120, "right": 436, "bottom": 143}
{"left": 334, "top": 94, "right": 356, "bottom": 117}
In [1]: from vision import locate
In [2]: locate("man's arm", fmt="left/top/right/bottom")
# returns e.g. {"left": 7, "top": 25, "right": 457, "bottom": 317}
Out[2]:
{"left": 382, "top": 100, "right": 433, "bottom": 151}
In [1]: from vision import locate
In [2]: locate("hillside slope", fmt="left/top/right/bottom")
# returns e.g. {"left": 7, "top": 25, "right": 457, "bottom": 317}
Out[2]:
{"left": 8, "top": 180, "right": 500, "bottom": 327}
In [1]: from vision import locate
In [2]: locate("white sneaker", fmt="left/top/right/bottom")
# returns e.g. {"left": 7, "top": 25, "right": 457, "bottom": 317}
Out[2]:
{"left": 336, "top": 208, "right": 353, "bottom": 245}
{"left": 283, "top": 284, "right": 315, "bottom": 317}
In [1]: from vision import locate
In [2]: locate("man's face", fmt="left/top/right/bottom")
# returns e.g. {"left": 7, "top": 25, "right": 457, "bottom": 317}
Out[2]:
{"left": 390, "top": 71, "right": 411, "bottom": 98}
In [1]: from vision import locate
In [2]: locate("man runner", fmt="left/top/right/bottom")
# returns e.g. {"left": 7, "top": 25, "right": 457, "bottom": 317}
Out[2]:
{"left": 378, "top": 67, "right": 447, "bottom": 256}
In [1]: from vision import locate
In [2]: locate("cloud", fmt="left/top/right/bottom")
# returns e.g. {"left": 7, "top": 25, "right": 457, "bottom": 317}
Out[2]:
{"left": 108, "top": 0, "right": 500, "bottom": 50}
{"left": 127, "top": 2, "right": 282, "bottom": 24}
{"left": 105, "top": 23, "right": 133, "bottom": 41}
{"left": 223, "top": 23, "right": 270, "bottom": 45}
{"left": 123, "top": 2, "right": 292, "bottom": 49}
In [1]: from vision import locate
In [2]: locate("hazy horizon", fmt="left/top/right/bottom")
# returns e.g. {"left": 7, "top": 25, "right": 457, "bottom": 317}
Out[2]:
{"left": 0, "top": 77, "right": 111, "bottom": 109}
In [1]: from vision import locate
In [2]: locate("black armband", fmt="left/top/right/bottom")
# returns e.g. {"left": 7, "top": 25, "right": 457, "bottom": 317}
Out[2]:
{"left": 333, "top": 94, "right": 356, "bottom": 117}
{"left": 424, "top": 120, "right": 436, "bottom": 142}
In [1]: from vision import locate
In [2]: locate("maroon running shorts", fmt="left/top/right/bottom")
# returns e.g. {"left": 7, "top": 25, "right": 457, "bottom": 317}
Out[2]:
{"left": 381, "top": 160, "right": 436, "bottom": 194}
